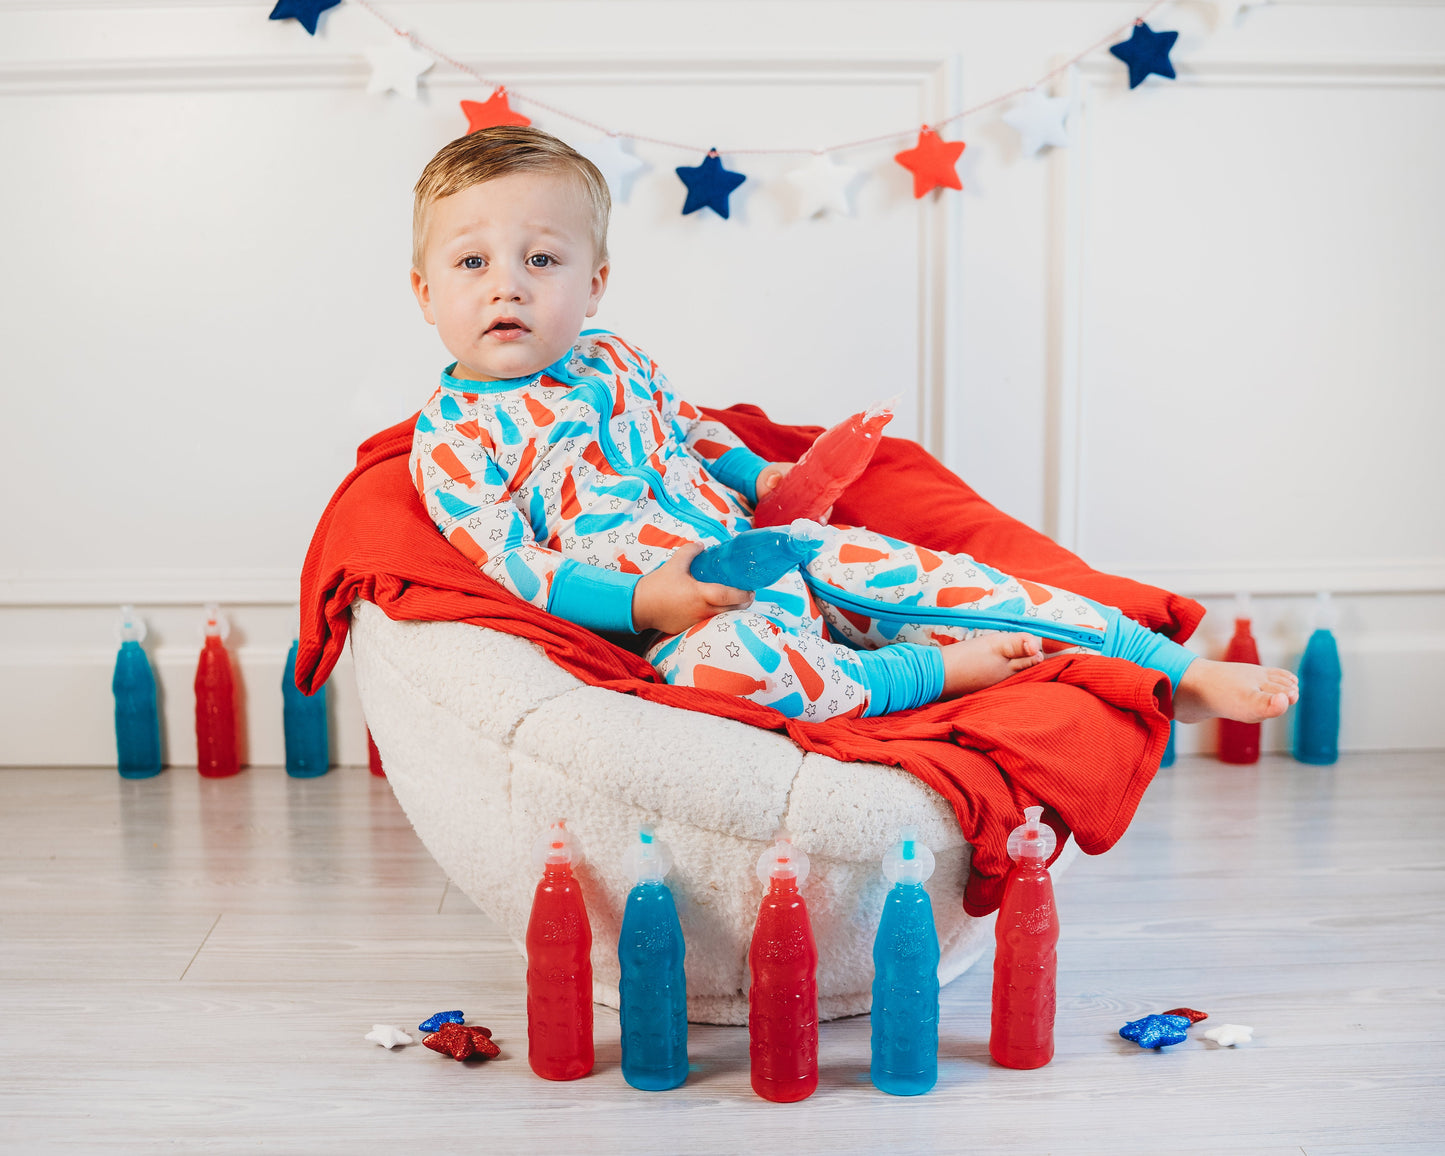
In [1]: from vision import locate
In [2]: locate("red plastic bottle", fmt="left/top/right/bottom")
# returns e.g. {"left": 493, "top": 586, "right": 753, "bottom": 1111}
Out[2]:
{"left": 366, "top": 728, "right": 386, "bottom": 777}
{"left": 1218, "top": 596, "right": 1262, "bottom": 765}
{"left": 748, "top": 833, "right": 819, "bottom": 1102}
{"left": 526, "top": 820, "right": 594, "bottom": 1081}
{"left": 194, "top": 603, "right": 240, "bottom": 778}
{"left": 990, "top": 806, "right": 1059, "bottom": 1069}
{"left": 752, "top": 401, "right": 893, "bottom": 527}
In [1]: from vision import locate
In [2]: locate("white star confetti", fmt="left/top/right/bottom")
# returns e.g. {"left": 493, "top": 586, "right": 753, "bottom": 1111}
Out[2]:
{"left": 1001, "top": 88, "right": 1073, "bottom": 157}
{"left": 1203, "top": 1023, "right": 1254, "bottom": 1047}
{"left": 576, "top": 136, "right": 647, "bottom": 202}
{"left": 784, "top": 152, "right": 858, "bottom": 218}
{"left": 365, "top": 1024, "right": 414, "bottom": 1048}
{"left": 363, "top": 35, "right": 434, "bottom": 100}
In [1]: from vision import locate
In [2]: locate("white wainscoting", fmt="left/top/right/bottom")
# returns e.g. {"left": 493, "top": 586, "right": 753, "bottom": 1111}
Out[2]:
{"left": 3, "top": 0, "right": 1443, "bottom": 766}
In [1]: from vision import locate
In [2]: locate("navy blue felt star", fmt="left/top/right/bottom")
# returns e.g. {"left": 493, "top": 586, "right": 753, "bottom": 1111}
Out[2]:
{"left": 1119, "top": 1014, "right": 1191, "bottom": 1049}
{"left": 675, "top": 150, "right": 746, "bottom": 219}
{"left": 268, "top": 0, "right": 341, "bottom": 37}
{"left": 1109, "top": 22, "right": 1180, "bottom": 89}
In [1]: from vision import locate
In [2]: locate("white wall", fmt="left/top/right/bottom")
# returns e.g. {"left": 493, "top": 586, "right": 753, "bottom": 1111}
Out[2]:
{"left": 2, "top": 0, "right": 1442, "bottom": 766}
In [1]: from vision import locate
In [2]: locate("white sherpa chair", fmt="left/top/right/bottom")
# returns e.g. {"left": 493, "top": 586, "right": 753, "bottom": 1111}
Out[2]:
{"left": 351, "top": 599, "right": 1076, "bottom": 1025}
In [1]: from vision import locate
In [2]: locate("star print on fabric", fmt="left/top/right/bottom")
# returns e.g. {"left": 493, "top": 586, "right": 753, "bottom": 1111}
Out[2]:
{"left": 1001, "top": 88, "right": 1072, "bottom": 157}
{"left": 1119, "top": 1014, "right": 1191, "bottom": 1049}
{"left": 461, "top": 87, "right": 531, "bottom": 133}
{"left": 640, "top": 549, "right": 653, "bottom": 561}
{"left": 784, "top": 152, "right": 858, "bottom": 217}
{"left": 894, "top": 127, "right": 966, "bottom": 197}
{"left": 845, "top": 685, "right": 855, "bottom": 698}
{"left": 364, "top": 34, "right": 434, "bottom": 100}
{"left": 676, "top": 149, "right": 747, "bottom": 219}
{"left": 505, "top": 454, "right": 518, "bottom": 466}
{"left": 576, "top": 135, "right": 647, "bottom": 202}
{"left": 782, "top": 673, "right": 795, "bottom": 687}
{"left": 726, "top": 642, "right": 741, "bottom": 659}
{"left": 607, "top": 531, "right": 620, "bottom": 543}
{"left": 365, "top": 1024, "right": 413, "bottom": 1048}
{"left": 1204, "top": 1024, "right": 1253, "bottom": 1047}
{"left": 1051, "top": 609, "right": 1064, "bottom": 620}
{"left": 489, "top": 529, "right": 503, "bottom": 542}
{"left": 610, "top": 499, "right": 622, "bottom": 510}
{"left": 581, "top": 537, "right": 594, "bottom": 548}
{"left": 267, "top": 0, "right": 340, "bottom": 37}
{"left": 587, "top": 556, "right": 599, "bottom": 566}
{"left": 696, "top": 643, "right": 711, "bottom": 659}
{"left": 830, "top": 669, "right": 841, "bottom": 682}
{"left": 1109, "top": 22, "right": 1180, "bottom": 89}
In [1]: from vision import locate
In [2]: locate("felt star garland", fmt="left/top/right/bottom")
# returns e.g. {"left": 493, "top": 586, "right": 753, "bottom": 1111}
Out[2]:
{"left": 267, "top": 0, "right": 340, "bottom": 37}
{"left": 364, "top": 34, "right": 433, "bottom": 99}
{"left": 676, "top": 150, "right": 747, "bottom": 219}
{"left": 893, "top": 128, "right": 966, "bottom": 198}
{"left": 461, "top": 87, "right": 531, "bottom": 133}
{"left": 265, "top": 1, "right": 1223, "bottom": 218}
{"left": 1108, "top": 21, "right": 1180, "bottom": 89}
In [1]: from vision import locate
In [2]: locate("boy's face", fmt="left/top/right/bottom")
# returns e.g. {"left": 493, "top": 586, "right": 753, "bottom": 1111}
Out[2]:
{"left": 411, "top": 171, "right": 608, "bottom": 382}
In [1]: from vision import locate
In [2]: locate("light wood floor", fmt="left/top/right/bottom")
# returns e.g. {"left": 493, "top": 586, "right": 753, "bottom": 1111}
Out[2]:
{"left": 2, "top": 753, "right": 1442, "bottom": 1155}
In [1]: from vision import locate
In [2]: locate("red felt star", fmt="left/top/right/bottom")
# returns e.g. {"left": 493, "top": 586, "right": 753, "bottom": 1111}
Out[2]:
{"left": 461, "top": 87, "right": 531, "bottom": 133}
{"left": 894, "top": 127, "right": 966, "bottom": 198}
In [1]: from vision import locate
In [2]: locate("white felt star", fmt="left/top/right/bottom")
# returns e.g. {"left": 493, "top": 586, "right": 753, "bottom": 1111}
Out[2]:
{"left": 576, "top": 136, "right": 647, "bottom": 202}
{"left": 363, "top": 34, "right": 434, "bottom": 100}
{"left": 784, "top": 152, "right": 858, "bottom": 218}
{"left": 1001, "top": 88, "right": 1073, "bottom": 158}
{"left": 1204, "top": 1023, "right": 1254, "bottom": 1047}
{"left": 365, "top": 1024, "right": 413, "bottom": 1048}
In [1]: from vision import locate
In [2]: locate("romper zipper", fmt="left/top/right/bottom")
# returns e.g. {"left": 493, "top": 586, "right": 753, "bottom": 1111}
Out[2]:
{"left": 800, "top": 574, "right": 1106, "bottom": 650}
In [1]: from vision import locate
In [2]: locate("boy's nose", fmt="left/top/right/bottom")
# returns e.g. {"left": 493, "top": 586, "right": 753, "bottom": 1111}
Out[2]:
{"left": 489, "top": 266, "right": 525, "bottom": 302}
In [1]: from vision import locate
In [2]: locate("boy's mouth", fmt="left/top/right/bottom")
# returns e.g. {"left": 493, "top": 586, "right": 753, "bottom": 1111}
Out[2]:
{"left": 484, "top": 317, "right": 529, "bottom": 341}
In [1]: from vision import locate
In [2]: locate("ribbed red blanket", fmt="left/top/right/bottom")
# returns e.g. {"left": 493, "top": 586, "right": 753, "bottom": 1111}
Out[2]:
{"left": 297, "top": 405, "right": 1202, "bottom": 916}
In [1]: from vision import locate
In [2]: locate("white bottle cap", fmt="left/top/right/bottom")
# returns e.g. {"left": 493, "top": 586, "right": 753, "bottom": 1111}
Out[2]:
{"left": 1311, "top": 591, "right": 1337, "bottom": 631}
{"left": 756, "top": 829, "right": 810, "bottom": 888}
{"left": 202, "top": 602, "right": 231, "bottom": 642}
{"left": 1006, "top": 806, "right": 1057, "bottom": 864}
{"left": 531, "top": 819, "right": 584, "bottom": 872}
{"left": 623, "top": 824, "right": 673, "bottom": 884}
{"left": 116, "top": 604, "right": 147, "bottom": 645}
{"left": 881, "top": 826, "right": 935, "bottom": 885}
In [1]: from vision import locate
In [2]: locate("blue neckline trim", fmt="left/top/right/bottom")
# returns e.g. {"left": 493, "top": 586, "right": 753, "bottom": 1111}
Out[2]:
{"left": 439, "top": 341, "right": 603, "bottom": 395}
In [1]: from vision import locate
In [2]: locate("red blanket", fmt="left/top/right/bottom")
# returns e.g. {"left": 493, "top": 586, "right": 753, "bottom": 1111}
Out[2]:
{"left": 298, "top": 405, "right": 1203, "bottom": 916}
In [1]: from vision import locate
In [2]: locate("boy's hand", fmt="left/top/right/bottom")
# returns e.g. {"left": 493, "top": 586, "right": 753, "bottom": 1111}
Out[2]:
{"left": 632, "top": 542, "right": 752, "bottom": 635}
{"left": 755, "top": 462, "right": 793, "bottom": 499}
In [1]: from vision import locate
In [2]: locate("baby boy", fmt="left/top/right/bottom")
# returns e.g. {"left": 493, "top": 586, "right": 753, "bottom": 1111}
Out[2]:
{"left": 408, "top": 126, "right": 1297, "bottom": 724}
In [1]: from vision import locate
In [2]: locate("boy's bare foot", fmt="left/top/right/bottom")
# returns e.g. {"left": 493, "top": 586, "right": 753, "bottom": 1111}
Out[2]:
{"left": 1173, "top": 658, "right": 1299, "bottom": 724}
{"left": 939, "top": 633, "right": 1044, "bottom": 698}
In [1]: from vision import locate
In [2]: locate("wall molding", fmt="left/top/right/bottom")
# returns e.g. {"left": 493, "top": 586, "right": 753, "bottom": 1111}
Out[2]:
{"left": 0, "top": 568, "right": 302, "bottom": 607}
{"left": 1048, "top": 52, "right": 1445, "bottom": 566}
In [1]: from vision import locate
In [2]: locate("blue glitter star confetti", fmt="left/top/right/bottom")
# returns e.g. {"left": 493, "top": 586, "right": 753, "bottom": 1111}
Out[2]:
{"left": 419, "top": 1010, "right": 465, "bottom": 1032}
{"left": 1119, "top": 1013, "right": 1192, "bottom": 1048}
{"left": 1108, "top": 22, "right": 1180, "bottom": 89}
{"left": 676, "top": 150, "right": 746, "bottom": 219}
{"left": 267, "top": 0, "right": 341, "bottom": 37}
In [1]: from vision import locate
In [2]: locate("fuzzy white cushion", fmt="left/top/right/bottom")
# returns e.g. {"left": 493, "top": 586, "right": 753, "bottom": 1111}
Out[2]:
{"left": 350, "top": 599, "right": 1076, "bottom": 1024}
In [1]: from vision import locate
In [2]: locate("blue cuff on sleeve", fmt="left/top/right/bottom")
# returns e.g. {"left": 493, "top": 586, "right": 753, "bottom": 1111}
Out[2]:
{"left": 547, "top": 558, "right": 641, "bottom": 634}
{"left": 857, "top": 644, "right": 947, "bottom": 718}
{"left": 1098, "top": 604, "right": 1198, "bottom": 691}
{"left": 707, "top": 446, "right": 771, "bottom": 503}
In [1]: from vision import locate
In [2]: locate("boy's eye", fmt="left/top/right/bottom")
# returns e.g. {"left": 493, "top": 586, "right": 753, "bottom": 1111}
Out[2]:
{"left": 461, "top": 256, "right": 484, "bottom": 270}
{"left": 527, "top": 254, "right": 554, "bottom": 268}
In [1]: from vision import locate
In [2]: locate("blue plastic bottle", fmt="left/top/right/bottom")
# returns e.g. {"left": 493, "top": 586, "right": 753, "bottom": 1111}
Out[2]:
{"left": 618, "top": 826, "right": 688, "bottom": 1091}
{"left": 113, "top": 605, "right": 162, "bottom": 779}
{"left": 870, "top": 827, "right": 940, "bottom": 1096}
{"left": 282, "top": 634, "right": 329, "bottom": 778}
{"left": 1294, "top": 592, "right": 1341, "bottom": 766}
{"left": 690, "top": 522, "right": 825, "bottom": 590}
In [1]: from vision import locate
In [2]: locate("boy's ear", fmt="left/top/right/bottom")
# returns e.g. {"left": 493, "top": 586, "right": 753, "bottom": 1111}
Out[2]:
{"left": 584, "top": 262, "right": 610, "bottom": 319}
{"left": 411, "top": 268, "right": 436, "bottom": 325}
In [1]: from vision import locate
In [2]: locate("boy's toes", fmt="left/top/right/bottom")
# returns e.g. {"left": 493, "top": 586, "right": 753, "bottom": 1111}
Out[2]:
{"left": 1261, "top": 690, "right": 1290, "bottom": 719}
{"left": 1000, "top": 633, "right": 1041, "bottom": 660}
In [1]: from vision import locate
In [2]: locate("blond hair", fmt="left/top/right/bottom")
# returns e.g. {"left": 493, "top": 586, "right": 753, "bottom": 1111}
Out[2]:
{"left": 411, "top": 125, "right": 611, "bottom": 269}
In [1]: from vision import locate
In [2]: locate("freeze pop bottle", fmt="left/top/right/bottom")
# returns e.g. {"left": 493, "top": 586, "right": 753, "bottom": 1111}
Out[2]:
{"left": 282, "top": 626, "right": 329, "bottom": 778}
{"left": 752, "top": 401, "right": 894, "bottom": 527}
{"left": 618, "top": 825, "right": 688, "bottom": 1091}
{"left": 526, "top": 820, "right": 594, "bottom": 1080}
{"left": 689, "top": 522, "right": 826, "bottom": 590}
{"left": 194, "top": 603, "right": 239, "bottom": 778}
{"left": 1294, "top": 591, "right": 1341, "bottom": 766}
{"left": 113, "top": 605, "right": 162, "bottom": 779}
{"left": 870, "top": 827, "right": 940, "bottom": 1096}
{"left": 1218, "top": 593, "right": 1262, "bottom": 765}
{"left": 748, "top": 831, "right": 819, "bottom": 1103}
{"left": 989, "top": 806, "right": 1059, "bottom": 1070}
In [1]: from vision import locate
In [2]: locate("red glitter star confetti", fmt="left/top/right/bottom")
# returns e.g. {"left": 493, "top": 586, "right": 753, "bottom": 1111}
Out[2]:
{"left": 461, "top": 87, "right": 531, "bottom": 133}
{"left": 1162, "top": 1007, "right": 1209, "bottom": 1024}
{"left": 423, "top": 1022, "right": 500, "bottom": 1061}
{"left": 893, "top": 127, "right": 966, "bottom": 198}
